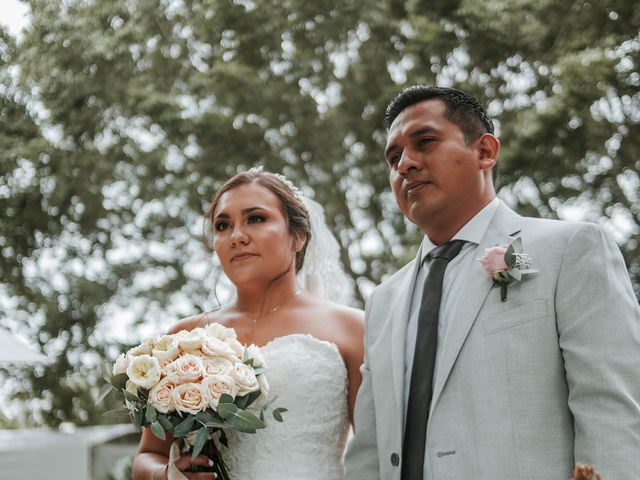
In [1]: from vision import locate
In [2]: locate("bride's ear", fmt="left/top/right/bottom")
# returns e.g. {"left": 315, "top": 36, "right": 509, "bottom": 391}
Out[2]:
{"left": 292, "top": 231, "right": 307, "bottom": 252}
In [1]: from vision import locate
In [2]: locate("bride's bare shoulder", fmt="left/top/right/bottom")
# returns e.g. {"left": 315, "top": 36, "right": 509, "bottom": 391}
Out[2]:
{"left": 167, "top": 310, "right": 227, "bottom": 334}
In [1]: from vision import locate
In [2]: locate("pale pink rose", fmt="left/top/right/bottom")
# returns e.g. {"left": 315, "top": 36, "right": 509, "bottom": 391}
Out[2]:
{"left": 126, "top": 354, "right": 162, "bottom": 389}
{"left": 225, "top": 337, "right": 245, "bottom": 359}
{"left": 479, "top": 245, "right": 509, "bottom": 273}
{"left": 245, "top": 344, "right": 266, "bottom": 368}
{"left": 201, "top": 336, "right": 235, "bottom": 358}
{"left": 202, "top": 357, "right": 234, "bottom": 376}
{"left": 152, "top": 334, "right": 180, "bottom": 363}
{"left": 231, "top": 363, "right": 260, "bottom": 396}
{"left": 175, "top": 328, "right": 205, "bottom": 351}
{"left": 201, "top": 374, "right": 237, "bottom": 409}
{"left": 164, "top": 354, "right": 204, "bottom": 383}
{"left": 205, "top": 323, "right": 237, "bottom": 341}
{"left": 112, "top": 353, "right": 130, "bottom": 376}
{"left": 148, "top": 376, "right": 177, "bottom": 413}
{"left": 127, "top": 338, "right": 154, "bottom": 357}
{"left": 173, "top": 383, "right": 206, "bottom": 414}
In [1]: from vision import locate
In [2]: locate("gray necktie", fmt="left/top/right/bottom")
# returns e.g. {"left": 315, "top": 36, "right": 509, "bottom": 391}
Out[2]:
{"left": 401, "top": 240, "right": 466, "bottom": 480}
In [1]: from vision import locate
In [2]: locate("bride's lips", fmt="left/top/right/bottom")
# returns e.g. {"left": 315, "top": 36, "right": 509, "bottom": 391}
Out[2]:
{"left": 230, "top": 252, "right": 259, "bottom": 262}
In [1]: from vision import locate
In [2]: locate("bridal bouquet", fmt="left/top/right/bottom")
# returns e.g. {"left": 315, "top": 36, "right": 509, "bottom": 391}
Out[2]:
{"left": 100, "top": 323, "right": 285, "bottom": 480}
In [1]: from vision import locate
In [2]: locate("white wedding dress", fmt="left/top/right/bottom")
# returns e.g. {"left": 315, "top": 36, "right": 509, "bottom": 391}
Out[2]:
{"left": 220, "top": 333, "right": 350, "bottom": 479}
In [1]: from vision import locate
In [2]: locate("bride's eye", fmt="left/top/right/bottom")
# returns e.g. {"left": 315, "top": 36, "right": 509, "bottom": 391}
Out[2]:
{"left": 248, "top": 215, "right": 266, "bottom": 224}
{"left": 214, "top": 221, "right": 230, "bottom": 232}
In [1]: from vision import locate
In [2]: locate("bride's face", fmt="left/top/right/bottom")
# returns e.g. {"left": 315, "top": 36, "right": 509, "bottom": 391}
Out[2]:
{"left": 212, "top": 183, "right": 303, "bottom": 286}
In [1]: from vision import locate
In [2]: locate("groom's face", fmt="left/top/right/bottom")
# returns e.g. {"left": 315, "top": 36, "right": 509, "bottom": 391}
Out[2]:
{"left": 384, "top": 99, "right": 489, "bottom": 237}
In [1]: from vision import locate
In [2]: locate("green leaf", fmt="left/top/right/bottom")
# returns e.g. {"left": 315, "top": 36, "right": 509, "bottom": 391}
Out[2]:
{"left": 103, "top": 407, "right": 131, "bottom": 419}
{"left": 235, "top": 390, "right": 260, "bottom": 410}
{"left": 218, "top": 393, "right": 234, "bottom": 404}
{"left": 227, "top": 409, "right": 266, "bottom": 433}
{"left": 217, "top": 402, "right": 238, "bottom": 420}
{"left": 195, "top": 411, "right": 221, "bottom": 424}
{"left": 145, "top": 403, "right": 157, "bottom": 423}
{"left": 191, "top": 427, "right": 209, "bottom": 459}
{"left": 150, "top": 421, "right": 166, "bottom": 440}
{"left": 272, "top": 407, "right": 288, "bottom": 422}
{"left": 133, "top": 407, "right": 144, "bottom": 431}
{"left": 505, "top": 244, "right": 516, "bottom": 269}
{"left": 157, "top": 415, "right": 173, "bottom": 432}
{"left": 122, "top": 390, "right": 139, "bottom": 403}
{"left": 111, "top": 373, "right": 129, "bottom": 390}
{"left": 96, "top": 383, "right": 114, "bottom": 404}
{"left": 172, "top": 415, "right": 196, "bottom": 437}
{"left": 101, "top": 362, "right": 112, "bottom": 383}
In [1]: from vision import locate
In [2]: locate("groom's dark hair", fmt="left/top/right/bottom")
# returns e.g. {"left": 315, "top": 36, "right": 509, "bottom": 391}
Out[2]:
{"left": 384, "top": 85, "right": 497, "bottom": 184}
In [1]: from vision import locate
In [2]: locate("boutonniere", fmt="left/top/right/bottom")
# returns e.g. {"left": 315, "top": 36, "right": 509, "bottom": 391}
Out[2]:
{"left": 479, "top": 237, "right": 538, "bottom": 302}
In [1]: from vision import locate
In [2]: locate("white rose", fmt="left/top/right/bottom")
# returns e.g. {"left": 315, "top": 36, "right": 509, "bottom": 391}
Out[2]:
{"left": 126, "top": 354, "right": 161, "bottom": 390}
{"left": 148, "top": 376, "right": 177, "bottom": 414}
{"left": 225, "top": 337, "right": 245, "bottom": 359}
{"left": 204, "top": 323, "right": 237, "bottom": 341}
{"left": 257, "top": 374, "right": 270, "bottom": 398}
{"left": 127, "top": 338, "right": 154, "bottom": 357}
{"left": 201, "top": 374, "right": 237, "bottom": 409}
{"left": 112, "top": 353, "right": 130, "bottom": 376}
{"left": 175, "top": 328, "right": 205, "bottom": 351}
{"left": 231, "top": 362, "right": 260, "bottom": 396}
{"left": 201, "top": 336, "right": 235, "bottom": 358}
{"left": 245, "top": 344, "right": 266, "bottom": 368}
{"left": 202, "top": 357, "right": 234, "bottom": 376}
{"left": 152, "top": 334, "right": 180, "bottom": 362}
{"left": 164, "top": 354, "right": 204, "bottom": 383}
{"left": 173, "top": 382, "right": 206, "bottom": 414}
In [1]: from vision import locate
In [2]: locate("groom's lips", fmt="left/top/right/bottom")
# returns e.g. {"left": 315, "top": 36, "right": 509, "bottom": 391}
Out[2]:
{"left": 404, "top": 180, "right": 430, "bottom": 196}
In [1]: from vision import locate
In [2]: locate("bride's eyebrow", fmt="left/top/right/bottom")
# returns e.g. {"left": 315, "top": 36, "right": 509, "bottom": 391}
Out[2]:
{"left": 214, "top": 206, "right": 268, "bottom": 220}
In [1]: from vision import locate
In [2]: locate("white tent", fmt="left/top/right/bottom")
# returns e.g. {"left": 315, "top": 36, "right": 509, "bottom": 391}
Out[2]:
{"left": 0, "top": 327, "right": 47, "bottom": 364}
{"left": 0, "top": 424, "right": 138, "bottom": 480}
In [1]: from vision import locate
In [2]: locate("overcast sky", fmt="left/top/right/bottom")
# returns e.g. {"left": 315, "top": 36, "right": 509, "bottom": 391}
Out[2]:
{"left": 1, "top": 0, "right": 29, "bottom": 37}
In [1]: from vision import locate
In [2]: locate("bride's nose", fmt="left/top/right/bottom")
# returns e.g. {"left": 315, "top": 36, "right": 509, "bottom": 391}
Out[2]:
{"left": 230, "top": 225, "right": 250, "bottom": 246}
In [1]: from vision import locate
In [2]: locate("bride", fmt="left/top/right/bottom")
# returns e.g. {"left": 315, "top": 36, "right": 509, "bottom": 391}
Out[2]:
{"left": 132, "top": 169, "right": 364, "bottom": 480}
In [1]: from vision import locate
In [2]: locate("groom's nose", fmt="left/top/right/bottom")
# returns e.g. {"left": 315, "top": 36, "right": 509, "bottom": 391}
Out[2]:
{"left": 398, "top": 149, "right": 421, "bottom": 175}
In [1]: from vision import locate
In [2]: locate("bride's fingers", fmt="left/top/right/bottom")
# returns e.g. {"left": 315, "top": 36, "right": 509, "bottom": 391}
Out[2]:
{"left": 185, "top": 473, "right": 217, "bottom": 480}
{"left": 190, "top": 454, "right": 215, "bottom": 467}
{"left": 174, "top": 454, "right": 212, "bottom": 471}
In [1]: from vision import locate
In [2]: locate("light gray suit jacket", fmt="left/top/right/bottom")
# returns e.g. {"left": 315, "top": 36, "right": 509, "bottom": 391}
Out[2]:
{"left": 345, "top": 202, "right": 640, "bottom": 480}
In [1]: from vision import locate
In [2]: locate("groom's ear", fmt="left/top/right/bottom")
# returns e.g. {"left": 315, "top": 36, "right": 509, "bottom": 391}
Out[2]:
{"left": 476, "top": 133, "right": 500, "bottom": 171}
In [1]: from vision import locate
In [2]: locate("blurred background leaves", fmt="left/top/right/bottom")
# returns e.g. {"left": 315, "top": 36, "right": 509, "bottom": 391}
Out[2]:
{"left": 1, "top": 0, "right": 638, "bottom": 427}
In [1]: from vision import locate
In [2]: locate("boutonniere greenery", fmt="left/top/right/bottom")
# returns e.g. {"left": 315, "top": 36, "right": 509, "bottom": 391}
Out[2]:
{"left": 478, "top": 237, "right": 538, "bottom": 301}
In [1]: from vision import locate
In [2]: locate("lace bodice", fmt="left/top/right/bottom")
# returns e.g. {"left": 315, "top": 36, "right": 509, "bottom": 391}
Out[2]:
{"left": 219, "top": 333, "right": 350, "bottom": 480}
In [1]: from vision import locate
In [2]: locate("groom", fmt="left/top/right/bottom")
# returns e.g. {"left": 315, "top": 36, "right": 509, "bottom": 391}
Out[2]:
{"left": 345, "top": 86, "right": 640, "bottom": 479}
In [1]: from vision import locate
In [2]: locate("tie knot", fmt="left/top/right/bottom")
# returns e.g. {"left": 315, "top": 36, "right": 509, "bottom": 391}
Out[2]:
{"left": 427, "top": 240, "right": 466, "bottom": 262}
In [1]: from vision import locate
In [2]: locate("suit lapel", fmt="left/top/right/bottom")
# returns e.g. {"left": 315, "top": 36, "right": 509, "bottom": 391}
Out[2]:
{"left": 430, "top": 203, "right": 522, "bottom": 411}
{"left": 390, "top": 241, "right": 425, "bottom": 418}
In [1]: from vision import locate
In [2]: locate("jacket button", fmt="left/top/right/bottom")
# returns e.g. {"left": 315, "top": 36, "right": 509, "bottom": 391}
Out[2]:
{"left": 390, "top": 453, "right": 400, "bottom": 466}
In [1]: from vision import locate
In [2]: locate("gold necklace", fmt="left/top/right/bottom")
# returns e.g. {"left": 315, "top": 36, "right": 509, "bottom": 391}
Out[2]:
{"left": 236, "top": 289, "right": 301, "bottom": 324}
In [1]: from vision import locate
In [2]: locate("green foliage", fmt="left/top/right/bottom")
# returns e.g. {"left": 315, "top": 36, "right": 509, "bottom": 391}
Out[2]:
{"left": 1, "top": 0, "right": 638, "bottom": 427}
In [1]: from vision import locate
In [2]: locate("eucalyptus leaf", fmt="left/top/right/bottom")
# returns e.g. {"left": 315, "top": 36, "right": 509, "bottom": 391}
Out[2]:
{"left": 227, "top": 409, "right": 266, "bottom": 433}
{"left": 217, "top": 402, "right": 238, "bottom": 420}
{"left": 123, "top": 390, "right": 140, "bottom": 403}
{"left": 133, "top": 408, "right": 144, "bottom": 432}
{"left": 235, "top": 390, "right": 260, "bottom": 410}
{"left": 157, "top": 415, "right": 173, "bottom": 432}
{"left": 111, "top": 373, "right": 129, "bottom": 390}
{"left": 103, "top": 407, "right": 131, "bottom": 419}
{"left": 219, "top": 393, "right": 234, "bottom": 404}
{"left": 145, "top": 403, "right": 157, "bottom": 423}
{"left": 191, "top": 427, "right": 209, "bottom": 459}
{"left": 195, "top": 411, "right": 220, "bottom": 424}
{"left": 150, "top": 421, "right": 166, "bottom": 440}
{"left": 173, "top": 415, "right": 196, "bottom": 437}
{"left": 505, "top": 244, "right": 516, "bottom": 269}
{"left": 272, "top": 407, "right": 288, "bottom": 422}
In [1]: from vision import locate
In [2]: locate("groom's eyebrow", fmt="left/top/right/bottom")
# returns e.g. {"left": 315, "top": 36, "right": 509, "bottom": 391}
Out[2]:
{"left": 385, "top": 126, "right": 438, "bottom": 158}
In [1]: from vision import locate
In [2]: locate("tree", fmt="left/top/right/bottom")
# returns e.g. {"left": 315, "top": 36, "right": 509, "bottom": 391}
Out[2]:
{"left": 1, "top": 0, "right": 637, "bottom": 427}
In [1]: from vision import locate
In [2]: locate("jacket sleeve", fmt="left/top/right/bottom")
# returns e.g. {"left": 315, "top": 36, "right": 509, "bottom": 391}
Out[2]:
{"left": 344, "top": 296, "right": 381, "bottom": 480}
{"left": 556, "top": 222, "right": 640, "bottom": 477}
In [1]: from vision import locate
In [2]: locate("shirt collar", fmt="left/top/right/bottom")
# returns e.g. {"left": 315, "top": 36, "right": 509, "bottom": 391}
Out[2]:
{"left": 420, "top": 197, "right": 500, "bottom": 264}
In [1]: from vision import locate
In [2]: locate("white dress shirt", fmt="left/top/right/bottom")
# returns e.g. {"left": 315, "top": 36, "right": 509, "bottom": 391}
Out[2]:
{"left": 403, "top": 198, "right": 500, "bottom": 414}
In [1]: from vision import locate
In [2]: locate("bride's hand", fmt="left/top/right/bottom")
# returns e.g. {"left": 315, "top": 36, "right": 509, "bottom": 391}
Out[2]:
{"left": 166, "top": 443, "right": 217, "bottom": 480}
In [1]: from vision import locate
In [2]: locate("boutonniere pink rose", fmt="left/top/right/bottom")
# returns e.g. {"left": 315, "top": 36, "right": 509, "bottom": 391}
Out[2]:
{"left": 479, "top": 237, "right": 538, "bottom": 301}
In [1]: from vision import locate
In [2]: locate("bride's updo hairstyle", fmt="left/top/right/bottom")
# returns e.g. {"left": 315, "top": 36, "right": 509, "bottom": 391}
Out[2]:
{"left": 207, "top": 170, "right": 312, "bottom": 273}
